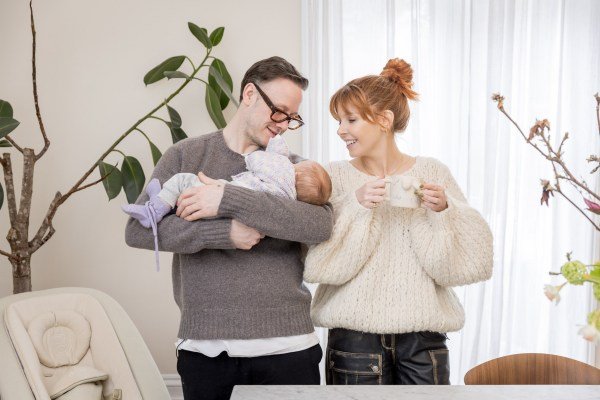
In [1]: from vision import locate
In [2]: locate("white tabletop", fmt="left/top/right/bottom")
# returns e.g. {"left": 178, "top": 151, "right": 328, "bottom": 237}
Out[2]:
{"left": 230, "top": 385, "right": 600, "bottom": 400}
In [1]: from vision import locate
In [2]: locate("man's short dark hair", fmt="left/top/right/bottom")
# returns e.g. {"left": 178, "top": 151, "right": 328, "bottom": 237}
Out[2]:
{"left": 239, "top": 56, "right": 309, "bottom": 101}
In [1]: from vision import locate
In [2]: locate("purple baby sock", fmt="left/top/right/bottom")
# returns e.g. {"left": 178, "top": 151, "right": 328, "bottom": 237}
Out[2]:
{"left": 121, "top": 178, "right": 172, "bottom": 271}
{"left": 121, "top": 179, "right": 171, "bottom": 227}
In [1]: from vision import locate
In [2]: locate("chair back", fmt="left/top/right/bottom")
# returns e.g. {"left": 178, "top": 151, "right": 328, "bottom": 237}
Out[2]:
{"left": 464, "top": 353, "right": 600, "bottom": 384}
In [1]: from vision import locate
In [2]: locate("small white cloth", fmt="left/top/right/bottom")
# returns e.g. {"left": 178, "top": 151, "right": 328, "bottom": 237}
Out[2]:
{"left": 176, "top": 332, "right": 320, "bottom": 358}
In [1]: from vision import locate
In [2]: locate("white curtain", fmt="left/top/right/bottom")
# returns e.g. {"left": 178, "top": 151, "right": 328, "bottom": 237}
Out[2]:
{"left": 301, "top": 0, "right": 600, "bottom": 384}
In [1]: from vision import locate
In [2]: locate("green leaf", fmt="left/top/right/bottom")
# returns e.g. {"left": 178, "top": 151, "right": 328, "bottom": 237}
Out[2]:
{"left": 205, "top": 85, "right": 227, "bottom": 129}
{"left": 0, "top": 139, "right": 12, "bottom": 147}
{"left": 0, "top": 182, "right": 3, "bottom": 211}
{"left": 0, "top": 118, "right": 20, "bottom": 139}
{"left": 208, "top": 58, "right": 234, "bottom": 110}
{"left": 149, "top": 140, "right": 162, "bottom": 166}
{"left": 167, "top": 122, "right": 188, "bottom": 143}
{"left": 210, "top": 59, "right": 233, "bottom": 90}
{"left": 167, "top": 105, "right": 182, "bottom": 128}
{"left": 98, "top": 161, "right": 123, "bottom": 201}
{"left": 164, "top": 71, "right": 190, "bottom": 80}
{"left": 144, "top": 56, "right": 186, "bottom": 85}
{"left": 209, "top": 27, "right": 225, "bottom": 46}
{"left": 0, "top": 100, "right": 14, "bottom": 118}
{"left": 209, "top": 64, "right": 239, "bottom": 109}
{"left": 188, "top": 22, "right": 212, "bottom": 49}
{"left": 121, "top": 156, "right": 146, "bottom": 204}
{"left": 594, "top": 283, "right": 600, "bottom": 302}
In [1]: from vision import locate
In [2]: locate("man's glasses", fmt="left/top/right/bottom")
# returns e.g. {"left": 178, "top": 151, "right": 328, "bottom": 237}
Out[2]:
{"left": 253, "top": 83, "right": 304, "bottom": 130}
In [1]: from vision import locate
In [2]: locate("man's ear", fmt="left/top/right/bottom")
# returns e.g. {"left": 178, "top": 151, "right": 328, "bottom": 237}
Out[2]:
{"left": 377, "top": 110, "right": 395, "bottom": 133}
{"left": 241, "top": 82, "right": 257, "bottom": 106}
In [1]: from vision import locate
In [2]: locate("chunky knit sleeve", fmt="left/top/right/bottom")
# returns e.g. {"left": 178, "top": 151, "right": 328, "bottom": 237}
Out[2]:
{"left": 409, "top": 161, "right": 493, "bottom": 287}
{"left": 304, "top": 164, "right": 382, "bottom": 285}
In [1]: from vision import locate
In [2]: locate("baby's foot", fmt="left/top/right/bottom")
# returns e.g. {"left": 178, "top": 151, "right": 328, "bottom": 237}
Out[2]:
{"left": 121, "top": 179, "right": 171, "bottom": 227}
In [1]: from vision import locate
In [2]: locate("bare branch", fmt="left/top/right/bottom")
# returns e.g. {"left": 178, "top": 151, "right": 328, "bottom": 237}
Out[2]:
{"left": 29, "top": 153, "right": 114, "bottom": 253}
{"left": 28, "top": 192, "right": 61, "bottom": 253}
{"left": 539, "top": 129, "right": 600, "bottom": 201}
{"left": 557, "top": 132, "right": 569, "bottom": 157}
{"left": 71, "top": 173, "right": 108, "bottom": 194}
{"left": 0, "top": 153, "right": 18, "bottom": 224}
{"left": 588, "top": 155, "right": 600, "bottom": 174}
{"left": 547, "top": 137, "right": 600, "bottom": 230}
{"left": 29, "top": 0, "right": 50, "bottom": 161}
{"left": 494, "top": 95, "right": 600, "bottom": 203}
{"left": 59, "top": 49, "right": 211, "bottom": 200}
{"left": 28, "top": 225, "right": 55, "bottom": 254}
{"left": 3, "top": 136, "right": 25, "bottom": 154}
{"left": 28, "top": 47, "right": 213, "bottom": 264}
{"left": 555, "top": 189, "right": 600, "bottom": 231}
{"left": 0, "top": 248, "right": 15, "bottom": 260}
{"left": 494, "top": 93, "right": 600, "bottom": 231}
{"left": 495, "top": 103, "right": 550, "bottom": 160}
{"left": 16, "top": 149, "right": 35, "bottom": 234}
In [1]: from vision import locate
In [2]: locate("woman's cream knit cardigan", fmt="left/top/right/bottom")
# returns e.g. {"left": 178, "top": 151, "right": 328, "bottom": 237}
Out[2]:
{"left": 304, "top": 158, "right": 493, "bottom": 334}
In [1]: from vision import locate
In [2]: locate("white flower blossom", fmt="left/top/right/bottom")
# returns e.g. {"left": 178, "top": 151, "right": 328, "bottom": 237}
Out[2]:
{"left": 578, "top": 324, "right": 600, "bottom": 344}
{"left": 543, "top": 284, "right": 562, "bottom": 305}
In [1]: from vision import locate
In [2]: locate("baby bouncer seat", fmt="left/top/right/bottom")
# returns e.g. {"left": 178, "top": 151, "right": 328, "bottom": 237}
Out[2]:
{"left": 0, "top": 287, "right": 170, "bottom": 400}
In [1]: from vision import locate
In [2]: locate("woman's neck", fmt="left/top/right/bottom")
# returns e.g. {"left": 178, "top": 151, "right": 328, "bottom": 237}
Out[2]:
{"left": 354, "top": 141, "right": 410, "bottom": 177}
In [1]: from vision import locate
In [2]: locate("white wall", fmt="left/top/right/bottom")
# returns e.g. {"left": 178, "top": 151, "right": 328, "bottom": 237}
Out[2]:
{"left": 0, "top": 0, "right": 303, "bottom": 373}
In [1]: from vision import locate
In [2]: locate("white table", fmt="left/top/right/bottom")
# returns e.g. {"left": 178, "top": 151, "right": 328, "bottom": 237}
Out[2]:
{"left": 230, "top": 385, "right": 600, "bottom": 400}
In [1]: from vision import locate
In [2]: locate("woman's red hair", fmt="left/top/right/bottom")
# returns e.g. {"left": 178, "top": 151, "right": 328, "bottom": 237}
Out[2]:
{"left": 330, "top": 58, "right": 418, "bottom": 133}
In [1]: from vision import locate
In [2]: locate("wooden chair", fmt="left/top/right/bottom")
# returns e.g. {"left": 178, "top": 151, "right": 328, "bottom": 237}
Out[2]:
{"left": 464, "top": 353, "right": 600, "bottom": 385}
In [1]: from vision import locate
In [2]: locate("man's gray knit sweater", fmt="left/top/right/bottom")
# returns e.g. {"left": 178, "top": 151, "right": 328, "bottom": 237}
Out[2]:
{"left": 125, "top": 131, "right": 333, "bottom": 340}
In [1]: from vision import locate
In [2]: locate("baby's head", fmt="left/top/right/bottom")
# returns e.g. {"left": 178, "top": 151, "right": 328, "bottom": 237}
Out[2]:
{"left": 294, "top": 161, "right": 332, "bottom": 205}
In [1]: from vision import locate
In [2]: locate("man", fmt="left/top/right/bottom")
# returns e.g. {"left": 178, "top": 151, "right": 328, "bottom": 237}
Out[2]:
{"left": 125, "top": 56, "right": 333, "bottom": 399}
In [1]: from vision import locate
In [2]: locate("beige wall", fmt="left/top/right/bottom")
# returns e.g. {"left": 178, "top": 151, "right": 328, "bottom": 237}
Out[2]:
{"left": 0, "top": 0, "right": 302, "bottom": 373}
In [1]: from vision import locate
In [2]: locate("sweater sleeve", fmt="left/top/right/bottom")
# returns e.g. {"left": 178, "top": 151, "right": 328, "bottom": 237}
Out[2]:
{"left": 409, "top": 162, "right": 493, "bottom": 287}
{"left": 217, "top": 185, "right": 333, "bottom": 244}
{"left": 303, "top": 180, "right": 382, "bottom": 285}
{"left": 124, "top": 143, "right": 235, "bottom": 254}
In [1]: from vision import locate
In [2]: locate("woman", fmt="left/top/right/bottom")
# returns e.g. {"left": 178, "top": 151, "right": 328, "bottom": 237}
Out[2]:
{"left": 304, "top": 59, "right": 493, "bottom": 385}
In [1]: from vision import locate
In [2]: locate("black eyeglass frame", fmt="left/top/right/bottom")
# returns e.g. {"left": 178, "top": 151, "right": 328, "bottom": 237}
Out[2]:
{"left": 252, "top": 82, "right": 305, "bottom": 130}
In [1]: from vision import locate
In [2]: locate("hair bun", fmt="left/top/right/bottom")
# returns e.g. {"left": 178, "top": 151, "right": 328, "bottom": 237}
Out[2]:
{"left": 381, "top": 58, "right": 418, "bottom": 100}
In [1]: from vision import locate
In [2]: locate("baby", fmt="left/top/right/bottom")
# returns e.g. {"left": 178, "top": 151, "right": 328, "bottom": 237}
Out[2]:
{"left": 122, "top": 135, "right": 332, "bottom": 270}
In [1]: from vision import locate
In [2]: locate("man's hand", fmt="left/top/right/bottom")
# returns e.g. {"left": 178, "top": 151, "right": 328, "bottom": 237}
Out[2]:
{"left": 176, "top": 172, "right": 225, "bottom": 221}
{"left": 230, "top": 219, "right": 264, "bottom": 250}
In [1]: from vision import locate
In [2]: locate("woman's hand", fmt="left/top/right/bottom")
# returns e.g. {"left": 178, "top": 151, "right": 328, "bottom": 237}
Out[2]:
{"left": 355, "top": 178, "right": 387, "bottom": 209}
{"left": 420, "top": 183, "right": 448, "bottom": 212}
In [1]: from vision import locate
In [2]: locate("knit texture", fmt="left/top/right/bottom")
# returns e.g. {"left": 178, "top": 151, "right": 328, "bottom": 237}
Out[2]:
{"left": 125, "top": 131, "right": 333, "bottom": 340}
{"left": 231, "top": 135, "right": 296, "bottom": 199}
{"left": 304, "top": 158, "right": 493, "bottom": 334}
